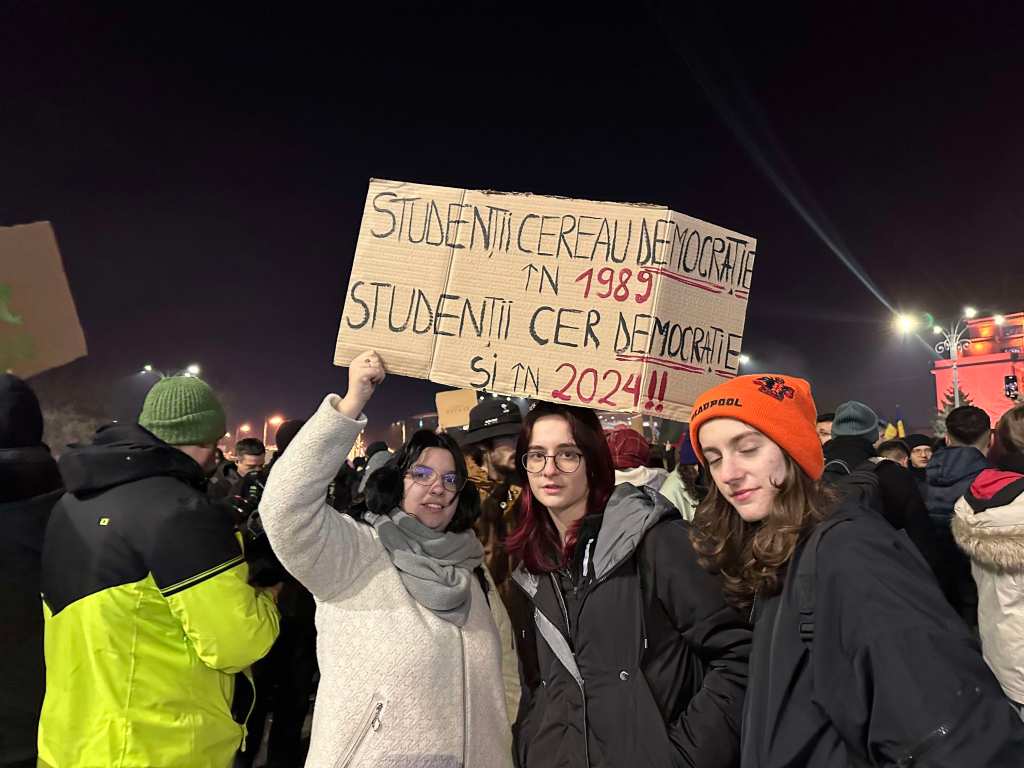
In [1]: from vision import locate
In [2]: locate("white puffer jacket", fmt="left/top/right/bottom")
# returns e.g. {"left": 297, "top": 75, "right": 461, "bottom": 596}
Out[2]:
{"left": 952, "top": 470, "right": 1024, "bottom": 705}
{"left": 260, "top": 395, "right": 513, "bottom": 768}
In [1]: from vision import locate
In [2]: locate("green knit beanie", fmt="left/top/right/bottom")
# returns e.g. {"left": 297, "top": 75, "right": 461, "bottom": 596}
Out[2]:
{"left": 139, "top": 376, "right": 226, "bottom": 446}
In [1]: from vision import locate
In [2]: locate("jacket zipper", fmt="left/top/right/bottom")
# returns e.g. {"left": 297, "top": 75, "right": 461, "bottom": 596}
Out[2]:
{"left": 334, "top": 697, "right": 385, "bottom": 768}
{"left": 550, "top": 572, "right": 590, "bottom": 768}
{"left": 239, "top": 668, "right": 258, "bottom": 752}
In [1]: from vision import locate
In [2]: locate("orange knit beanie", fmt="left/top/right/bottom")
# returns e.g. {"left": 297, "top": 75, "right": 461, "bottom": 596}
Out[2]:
{"left": 689, "top": 374, "right": 824, "bottom": 480}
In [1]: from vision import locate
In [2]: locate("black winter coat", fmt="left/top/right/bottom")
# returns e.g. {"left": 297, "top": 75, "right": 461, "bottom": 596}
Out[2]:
{"left": 822, "top": 436, "right": 943, "bottom": 579}
{"left": 0, "top": 445, "right": 62, "bottom": 764}
{"left": 923, "top": 446, "right": 989, "bottom": 624}
{"left": 512, "top": 484, "right": 750, "bottom": 768}
{"left": 742, "top": 500, "right": 1024, "bottom": 767}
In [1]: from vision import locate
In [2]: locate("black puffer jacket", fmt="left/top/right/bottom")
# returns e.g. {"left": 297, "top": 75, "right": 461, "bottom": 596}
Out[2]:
{"left": 512, "top": 484, "right": 750, "bottom": 768}
{"left": 923, "top": 446, "right": 989, "bottom": 624}
{"left": 0, "top": 445, "right": 62, "bottom": 765}
{"left": 742, "top": 500, "right": 1024, "bottom": 767}
{"left": 822, "top": 435, "right": 943, "bottom": 580}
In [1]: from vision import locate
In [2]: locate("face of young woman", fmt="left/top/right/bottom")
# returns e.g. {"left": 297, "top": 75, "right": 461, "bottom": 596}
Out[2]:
{"left": 401, "top": 447, "right": 460, "bottom": 530}
{"left": 525, "top": 415, "right": 589, "bottom": 516}
{"left": 698, "top": 417, "right": 788, "bottom": 523}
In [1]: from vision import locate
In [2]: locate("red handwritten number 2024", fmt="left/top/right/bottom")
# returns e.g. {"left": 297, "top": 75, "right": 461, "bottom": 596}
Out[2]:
{"left": 551, "top": 364, "right": 643, "bottom": 408}
{"left": 575, "top": 267, "right": 654, "bottom": 304}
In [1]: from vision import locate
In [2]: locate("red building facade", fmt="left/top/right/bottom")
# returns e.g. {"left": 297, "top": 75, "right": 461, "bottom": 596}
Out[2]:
{"left": 932, "top": 312, "right": 1024, "bottom": 424}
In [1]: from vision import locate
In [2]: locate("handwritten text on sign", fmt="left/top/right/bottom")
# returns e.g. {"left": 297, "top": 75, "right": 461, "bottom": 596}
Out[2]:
{"left": 334, "top": 180, "right": 756, "bottom": 421}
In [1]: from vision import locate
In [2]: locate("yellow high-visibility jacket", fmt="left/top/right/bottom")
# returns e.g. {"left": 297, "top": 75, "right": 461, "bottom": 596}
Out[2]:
{"left": 37, "top": 423, "right": 280, "bottom": 768}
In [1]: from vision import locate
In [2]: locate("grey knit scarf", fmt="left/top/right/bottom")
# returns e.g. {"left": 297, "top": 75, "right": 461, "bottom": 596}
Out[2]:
{"left": 364, "top": 508, "right": 484, "bottom": 627}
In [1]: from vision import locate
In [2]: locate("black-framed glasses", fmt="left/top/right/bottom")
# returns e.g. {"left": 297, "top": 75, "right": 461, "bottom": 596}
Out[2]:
{"left": 522, "top": 449, "right": 584, "bottom": 475}
{"left": 406, "top": 465, "right": 466, "bottom": 493}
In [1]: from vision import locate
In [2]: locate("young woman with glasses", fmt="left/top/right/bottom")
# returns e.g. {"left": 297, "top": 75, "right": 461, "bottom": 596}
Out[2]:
{"left": 259, "top": 351, "right": 514, "bottom": 767}
{"left": 507, "top": 400, "right": 751, "bottom": 768}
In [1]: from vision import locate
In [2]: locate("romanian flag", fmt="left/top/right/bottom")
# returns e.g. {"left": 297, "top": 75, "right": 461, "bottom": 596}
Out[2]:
{"left": 882, "top": 407, "right": 907, "bottom": 440}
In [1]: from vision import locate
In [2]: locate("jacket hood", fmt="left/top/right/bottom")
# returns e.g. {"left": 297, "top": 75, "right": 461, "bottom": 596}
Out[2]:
{"left": 0, "top": 444, "right": 62, "bottom": 504}
{"left": 952, "top": 468, "right": 1024, "bottom": 570}
{"left": 613, "top": 466, "right": 668, "bottom": 491}
{"left": 58, "top": 422, "right": 206, "bottom": 495}
{"left": 823, "top": 435, "right": 875, "bottom": 471}
{"left": 925, "top": 446, "right": 988, "bottom": 488}
{"left": 591, "top": 483, "right": 676, "bottom": 580}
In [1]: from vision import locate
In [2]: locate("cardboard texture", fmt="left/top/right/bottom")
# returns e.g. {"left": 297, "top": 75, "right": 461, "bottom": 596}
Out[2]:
{"left": 0, "top": 222, "right": 87, "bottom": 378}
{"left": 335, "top": 180, "right": 756, "bottom": 420}
{"left": 435, "top": 388, "right": 480, "bottom": 428}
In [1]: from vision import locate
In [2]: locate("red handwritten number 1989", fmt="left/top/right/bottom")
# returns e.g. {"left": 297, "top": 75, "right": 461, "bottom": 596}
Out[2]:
{"left": 575, "top": 268, "right": 654, "bottom": 304}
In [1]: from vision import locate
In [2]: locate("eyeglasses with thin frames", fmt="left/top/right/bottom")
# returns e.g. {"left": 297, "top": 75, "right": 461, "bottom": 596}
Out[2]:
{"left": 522, "top": 449, "right": 584, "bottom": 475}
{"left": 405, "top": 464, "right": 466, "bottom": 493}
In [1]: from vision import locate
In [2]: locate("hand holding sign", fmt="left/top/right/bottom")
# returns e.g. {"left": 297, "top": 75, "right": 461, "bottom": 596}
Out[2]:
{"left": 336, "top": 349, "right": 386, "bottom": 419}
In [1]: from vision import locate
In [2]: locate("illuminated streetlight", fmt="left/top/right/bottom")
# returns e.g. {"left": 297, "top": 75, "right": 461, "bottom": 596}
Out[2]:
{"left": 893, "top": 314, "right": 919, "bottom": 335}
{"left": 185, "top": 363, "right": 201, "bottom": 376}
{"left": 963, "top": 306, "right": 978, "bottom": 319}
{"left": 264, "top": 414, "right": 286, "bottom": 446}
{"left": 994, "top": 314, "right": 1006, "bottom": 326}
{"left": 143, "top": 364, "right": 153, "bottom": 372}
{"left": 738, "top": 354, "right": 751, "bottom": 366}
{"left": 932, "top": 325, "right": 944, "bottom": 335}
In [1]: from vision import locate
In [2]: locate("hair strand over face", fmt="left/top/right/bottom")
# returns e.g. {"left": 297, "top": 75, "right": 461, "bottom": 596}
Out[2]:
{"left": 689, "top": 453, "right": 837, "bottom": 611}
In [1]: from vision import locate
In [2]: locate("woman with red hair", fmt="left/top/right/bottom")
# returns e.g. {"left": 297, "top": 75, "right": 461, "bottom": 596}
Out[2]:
{"left": 508, "top": 401, "right": 749, "bottom": 768}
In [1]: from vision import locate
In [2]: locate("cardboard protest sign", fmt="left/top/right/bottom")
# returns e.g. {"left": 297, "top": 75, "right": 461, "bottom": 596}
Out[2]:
{"left": 335, "top": 180, "right": 756, "bottom": 421}
{"left": 0, "top": 222, "right": 87, "bottom": 378}
{"left": 435, "top": 388, "right": 479, "bottom": 428}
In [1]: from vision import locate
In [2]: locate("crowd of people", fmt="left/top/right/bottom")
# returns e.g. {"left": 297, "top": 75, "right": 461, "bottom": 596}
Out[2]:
{"left": 3, "top": 352, "right": 1024, "bottom": 767}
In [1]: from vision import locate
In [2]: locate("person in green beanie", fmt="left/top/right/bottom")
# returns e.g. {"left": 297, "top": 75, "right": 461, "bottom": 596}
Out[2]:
{"left": 138, "top": 374, "right": 229, "bottom": 471}
{"left": 38, "top": 376, "right": 281, "bottom": 768}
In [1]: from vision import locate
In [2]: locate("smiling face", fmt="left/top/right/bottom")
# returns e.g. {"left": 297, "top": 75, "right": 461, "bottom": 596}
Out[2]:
{"left": 698, "top": 417, "right": 788, "bottom": 523}
{"left": 525, "top": 415, "right": 589, "bottom": 518}
{"left": 401, "top": 446, "right": 460, "bottom": 530}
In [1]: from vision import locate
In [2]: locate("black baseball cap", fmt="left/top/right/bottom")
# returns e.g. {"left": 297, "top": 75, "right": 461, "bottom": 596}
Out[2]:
{"left": 461, "top": 398, "right": 522, "bottom": 445}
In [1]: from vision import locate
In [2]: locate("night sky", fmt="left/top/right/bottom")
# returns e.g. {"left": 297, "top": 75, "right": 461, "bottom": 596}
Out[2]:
{"left": 5, "top": 2, "right": 1023, "bottom": 442}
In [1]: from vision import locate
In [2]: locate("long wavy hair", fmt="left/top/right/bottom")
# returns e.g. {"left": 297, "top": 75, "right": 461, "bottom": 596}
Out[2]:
{"left": 506, "top": 402, "right": 615, "bottom": 574}
{"left": 689, "top": 452, "right": 837, "bottom": 611}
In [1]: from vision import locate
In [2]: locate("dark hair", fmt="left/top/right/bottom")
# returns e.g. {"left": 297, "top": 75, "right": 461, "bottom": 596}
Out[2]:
{"left": 363, "top": 429, "right": 480, "bottom": 533}
{"left": 876, "top": 439, "right": 910, "bottom": 461}
{"left": 676, "top": 462, "right": 706, "bottom": 503}
{"left": 235, "top": 437, "right": 266, "bottom": 457}
{"left": 992, "top": 406, "right": 1024, "bottom": 466}
{"left": 468, "top": 439, "right": 493, "bottom": 468}
{"left": 945, "top": 405, "right": 991, "bottom": 447}
{"left": 506, "top": 402, "right": 615, "bottom": 574}
{"left": 816, "top": 412, "right": 835, "bottom": 423}
{"left": 647, "top": 444, "right": 666, "bottom": 469}
{"left": 690, "top": 453, "right": 837, "bottom": 611}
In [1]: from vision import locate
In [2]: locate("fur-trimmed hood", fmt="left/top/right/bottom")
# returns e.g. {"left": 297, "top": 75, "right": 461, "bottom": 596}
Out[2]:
{"left": 952, "top": 468, "right": 1024, "bottom": 571}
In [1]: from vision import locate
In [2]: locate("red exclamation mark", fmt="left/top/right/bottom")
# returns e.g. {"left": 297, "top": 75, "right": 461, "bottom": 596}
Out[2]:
{"left": 655, "top": 371, "right": 667, "bottom": 412}
{"left": 644, "top": 370, "right": 657, "bottom": 409}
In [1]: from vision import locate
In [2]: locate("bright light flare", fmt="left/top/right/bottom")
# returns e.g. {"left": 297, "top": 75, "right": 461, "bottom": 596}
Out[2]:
{"left": 738, "top": 354, "right": 751, "bottom": 365}
{"left": 994, "top": 314, "right": 1006, "bottom": 326}
{"left": 963, "top": 306, "right": 978, "bottom": 319}
{"left": 893, "top": 314, "right": 919, "bottom": 335}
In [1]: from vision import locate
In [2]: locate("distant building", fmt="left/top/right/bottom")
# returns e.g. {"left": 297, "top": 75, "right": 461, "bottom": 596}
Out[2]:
{"left": 932, "top": 311, "right": 1024, "bottom": 424}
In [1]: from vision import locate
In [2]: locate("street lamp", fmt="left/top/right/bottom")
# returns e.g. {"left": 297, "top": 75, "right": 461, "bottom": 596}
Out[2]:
{"left": 264, "top": 414, "right": 285, "bottom": 446}
{"left": 184, "top": 363, "right": 201, "bottom": 377}
{"left": 896, "top": 308, "right": 991, "bottom": 409}
{"left": 738, "top": 353, "right": 751, "bottom": 366}
{"left": 893, "top": 313, "right": 919, "bottom": 335}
